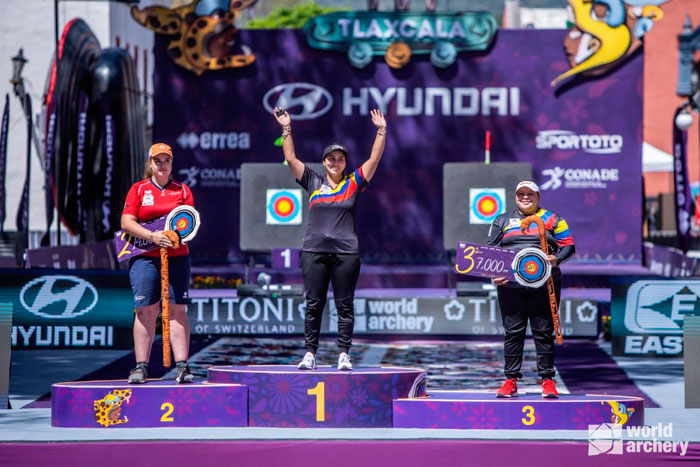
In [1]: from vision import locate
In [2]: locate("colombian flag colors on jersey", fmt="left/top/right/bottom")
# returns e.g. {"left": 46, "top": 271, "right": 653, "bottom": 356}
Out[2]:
{"left": 309, "top": 168, "right": 366, "bottom": 208}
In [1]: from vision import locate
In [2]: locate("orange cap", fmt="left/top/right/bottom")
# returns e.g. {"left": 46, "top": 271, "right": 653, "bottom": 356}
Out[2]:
{"left": 149, "top": 143, "right": 173, "bottom": 158}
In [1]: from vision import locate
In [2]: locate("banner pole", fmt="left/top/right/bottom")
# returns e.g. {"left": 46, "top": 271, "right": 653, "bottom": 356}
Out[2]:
{"left": 484, "top": 131, "right": 491, "bottom": 165}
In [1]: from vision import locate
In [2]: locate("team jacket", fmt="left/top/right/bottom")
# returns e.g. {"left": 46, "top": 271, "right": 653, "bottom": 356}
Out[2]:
{"left": 487, "top": 207, "right": 575, "bottom": 267}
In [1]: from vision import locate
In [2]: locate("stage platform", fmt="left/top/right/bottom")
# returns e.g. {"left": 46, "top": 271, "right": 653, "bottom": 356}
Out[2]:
{"left": 192, "top": 262, "right": 655, "bottom": 290}
{"left": 1, "top": 407, "right": 698, "bottom": 466}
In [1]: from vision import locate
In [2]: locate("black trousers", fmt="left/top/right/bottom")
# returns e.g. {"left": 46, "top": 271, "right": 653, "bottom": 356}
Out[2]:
{"left": 497, "top": 277, "right": 561, "bottom": 379}
{"left": 301, "top": 251, "right": 361, "bottom": 354}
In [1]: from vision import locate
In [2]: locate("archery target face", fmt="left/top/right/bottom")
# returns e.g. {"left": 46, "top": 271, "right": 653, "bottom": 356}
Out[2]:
{"left": 469, "top": 188, "right": 505, "bottom": 224}
{"left": 266, "top": 189, "right": 302, "bottom": 225}
{"left": 166, "top": 205, "right": 201, "bottom": 243}
{"left": 511, "top": 247, "right": 551, "bottom": 288}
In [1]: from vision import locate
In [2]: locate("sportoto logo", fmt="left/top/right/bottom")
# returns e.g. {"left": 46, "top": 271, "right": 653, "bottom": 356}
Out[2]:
{"left": 263, "top": 83, "right": 333, "bottom": 120}
{"left": 535, "top": 130, "right": 623, "bottom": 154}
{"left": 19, "top": 275, "right": 98, "bottom": 319}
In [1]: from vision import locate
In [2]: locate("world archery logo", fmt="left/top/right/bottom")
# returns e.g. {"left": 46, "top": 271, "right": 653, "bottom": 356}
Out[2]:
{"left": 469, "top": 188, "right": 505, "bottom": 225}
{"left": 266, "top": 189, "right": 302, "bottom": 225}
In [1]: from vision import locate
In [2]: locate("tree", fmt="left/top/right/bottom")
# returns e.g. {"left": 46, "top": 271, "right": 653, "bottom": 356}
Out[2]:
{"left": 243, "top": 2, "right": 348, "bottom": 29}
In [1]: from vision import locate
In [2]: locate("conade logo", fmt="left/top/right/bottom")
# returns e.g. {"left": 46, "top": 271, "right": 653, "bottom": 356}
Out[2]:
{"left": 19, "top": 275, "right": 99, "bottom": 319}
{"left": 263, "top": 83, "right": 333, "bottom": 120}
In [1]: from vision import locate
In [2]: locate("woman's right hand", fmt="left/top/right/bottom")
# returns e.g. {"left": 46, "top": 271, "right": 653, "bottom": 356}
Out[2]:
{"left": 274, "top": 107, "right": 291, "bottom": 127}
{"left": 492, "top": 277, "right": 508, "bottom": 286}
{"left": 150, "top": 231, "right": 173, "bottom": 248}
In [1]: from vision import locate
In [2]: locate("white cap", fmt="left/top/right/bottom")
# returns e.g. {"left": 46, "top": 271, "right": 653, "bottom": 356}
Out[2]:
{"left": 516, "top": 181, "right": 539, "bottom": 193}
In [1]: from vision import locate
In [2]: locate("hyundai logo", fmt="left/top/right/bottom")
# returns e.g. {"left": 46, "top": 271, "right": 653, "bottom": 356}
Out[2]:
{"left": 263, "top": 83, "right": 333, "bottom": 120}
{"left": 19, "top": 275, "right": 98, "bottom": 319}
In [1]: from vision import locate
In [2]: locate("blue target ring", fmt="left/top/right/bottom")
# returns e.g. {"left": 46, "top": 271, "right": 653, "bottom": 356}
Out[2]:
{"left": 170, "top": 211, "right": 195, "bottom": 238}
{"left": 511, "top": 248, "right": 551, "bottom": 288}
{"left": 268, "top": 191, "right": 301, "bottom": 223}
{"left": 471, "top": 191, "right": 503, "bottom": 223}
{"left": 165, "top": 206, "right": 201, "bottom": 243}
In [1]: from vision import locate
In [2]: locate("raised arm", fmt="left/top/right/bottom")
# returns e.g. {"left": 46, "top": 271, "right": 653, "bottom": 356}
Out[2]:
{"left": 361, "top": 109, "right": 386, "bottom": 182}
{"left": 273, "top": 107, "right": 305, "bottom": 181}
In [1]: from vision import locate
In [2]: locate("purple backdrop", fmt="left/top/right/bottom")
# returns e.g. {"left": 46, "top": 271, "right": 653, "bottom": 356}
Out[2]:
{"left": 153, "top": 29, "right": 643, "bottom": 263}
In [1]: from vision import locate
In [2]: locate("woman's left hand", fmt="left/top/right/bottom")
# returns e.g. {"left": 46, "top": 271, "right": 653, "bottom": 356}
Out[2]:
{"left": 547, "top": 255, "right": 558, "bottom": 266}
{"left": 370, "top": 109, "right": 386, "bottom": 130}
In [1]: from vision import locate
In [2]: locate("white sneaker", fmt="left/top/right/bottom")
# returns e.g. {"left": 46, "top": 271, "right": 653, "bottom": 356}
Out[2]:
{"left": 338, "top": 352, "right": 352, "bottom": 371}
{"left": 297, "top": 352, "right": 316, "bottom": 370}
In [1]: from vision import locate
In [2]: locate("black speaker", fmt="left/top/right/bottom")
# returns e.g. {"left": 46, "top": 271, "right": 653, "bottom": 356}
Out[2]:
{"left": 240, "top": 162, "right": 324, "bottom": 252}
{"left": 443, "top": 162, "right": 532, "bottom": 251}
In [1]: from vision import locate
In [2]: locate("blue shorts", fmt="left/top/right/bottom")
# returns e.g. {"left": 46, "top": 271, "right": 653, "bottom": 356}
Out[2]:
{"left": 128, "top": 255, "right": 191, "bottom": 308}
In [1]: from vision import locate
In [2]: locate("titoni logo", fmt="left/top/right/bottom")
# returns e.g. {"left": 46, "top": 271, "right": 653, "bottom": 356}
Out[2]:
{"left": 19, "top": 275, "right": 99, "bottom": 319}
{"left": 444, "top": 299, "right": 465, "bottom": 321}
{"left": 263, "top": 83, "right": 333, "bottom": 120}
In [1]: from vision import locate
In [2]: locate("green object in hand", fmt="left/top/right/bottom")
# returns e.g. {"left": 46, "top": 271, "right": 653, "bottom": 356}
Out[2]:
{"left": 274, "top": 136, "right": 284, "bottom": 147}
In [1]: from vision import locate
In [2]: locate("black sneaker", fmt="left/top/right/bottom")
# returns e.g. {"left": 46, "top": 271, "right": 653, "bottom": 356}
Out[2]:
{"left": 128, "top": 364, "right": 148, "bottom": 384}
{"left": 175, "top": 363, "right": 195, "bottom": 384}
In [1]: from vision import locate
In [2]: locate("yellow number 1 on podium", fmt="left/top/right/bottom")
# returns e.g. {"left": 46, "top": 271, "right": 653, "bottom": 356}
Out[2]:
{"left": 308, "top": 382, "right": 325, "bottom": 421}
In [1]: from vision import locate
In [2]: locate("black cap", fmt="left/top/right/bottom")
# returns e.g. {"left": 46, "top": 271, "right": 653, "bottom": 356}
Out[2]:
{"left": 322, "top": 143, "right": 348, "bottom": 159}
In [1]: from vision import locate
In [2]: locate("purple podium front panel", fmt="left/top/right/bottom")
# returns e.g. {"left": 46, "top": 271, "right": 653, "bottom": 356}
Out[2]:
{"left": 393, "top": 391, "right": 645, "bottom": 430}
{"left": 51, "top": 380, "right": 247, "bottom": 428}
{"left": 207, "top": 365, "right": 426, "bottom": 428}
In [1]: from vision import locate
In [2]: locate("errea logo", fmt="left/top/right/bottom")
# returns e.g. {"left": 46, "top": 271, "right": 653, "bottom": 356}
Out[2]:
{"left": 19, "top": 275, "right": 98, "bottom": 319}
{"left": 176, "top": 131, "right": 250, "bottom": 150}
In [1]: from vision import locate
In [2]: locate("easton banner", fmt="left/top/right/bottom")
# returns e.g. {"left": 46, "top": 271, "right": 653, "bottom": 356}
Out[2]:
{"left": 154, "top": 29, "right": 643, "bottom": 263}
{"left": 188, "top": 293, "right": 598, "bottom": 337}
{"left": 611, "top": 278, "right": 700, "bottom": 357}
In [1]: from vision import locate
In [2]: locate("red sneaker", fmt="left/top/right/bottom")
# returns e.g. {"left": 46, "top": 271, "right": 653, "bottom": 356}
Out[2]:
{"left": 542, "top": 379, "right": 559, "bottom": 398}
{"left": 496, "top": 379, "right": 518, "bottom": 398}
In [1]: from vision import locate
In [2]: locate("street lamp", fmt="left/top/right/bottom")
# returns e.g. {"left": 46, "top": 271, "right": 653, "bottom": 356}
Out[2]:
{"left": 675, "top": 107, "right": 694, "bottom": 131}
{"left": 10, "top": 49, "right": 28, "bottom": 96}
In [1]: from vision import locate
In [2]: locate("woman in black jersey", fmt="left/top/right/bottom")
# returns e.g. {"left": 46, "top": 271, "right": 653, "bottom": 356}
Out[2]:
{"left": 488, "top": 181, "right": 575, "bottom": 398}
{"left": 273, "top": 107, "right": 387, "bottom": 370}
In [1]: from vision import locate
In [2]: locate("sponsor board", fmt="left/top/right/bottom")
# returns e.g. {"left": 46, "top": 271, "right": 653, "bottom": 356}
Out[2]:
{"left": 263, "top": 83, "right": 521, "bottom": 119}
{"left": 178, "top": 166, "right": 241, "bottom": 188}
{"left": 1, "top": 270, "right": 134, "bottom": 349}
{"left": 536, "top": 130, "right": 623, "bottom": 154}
{"left": 176, "top": 131, "right": 250, "bottom": 151}
{"left": 588, "top": 422, "right": 689, "bottom": 457}
{"left": 540, "top": 167, "right": 619, "bottom": 191}
{"left": 189, "top": 295, "right": 598, "bottom": 337}
{"left": 611, "top": 278, "right": 700, "bottom": 357}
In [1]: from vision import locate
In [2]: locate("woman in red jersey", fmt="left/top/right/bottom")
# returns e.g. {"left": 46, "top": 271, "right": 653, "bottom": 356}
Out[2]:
{"left": 120, "top": 143, "right": 195, "bottom": 384}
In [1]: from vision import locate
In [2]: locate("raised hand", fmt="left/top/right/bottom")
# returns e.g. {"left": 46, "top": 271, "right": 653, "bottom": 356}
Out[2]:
{"left": 370, "top": 109, "right": 386, "bottom": 130}
{"left": 274, "top": 107, "right": 291, "bottom": 127}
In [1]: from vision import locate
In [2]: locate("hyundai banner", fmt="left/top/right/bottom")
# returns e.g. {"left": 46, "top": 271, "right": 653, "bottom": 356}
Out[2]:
{"left": 611, "top": 278, "right": 700, "bottom": 357}
{"left": 153, "top": 29, "right": 643, "bottom": 263}
{"left": 2, "top": 270, "right": 134, "bottom": 349}
{"left": 188, "top": 294, "right": 598, "bottom": 337}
